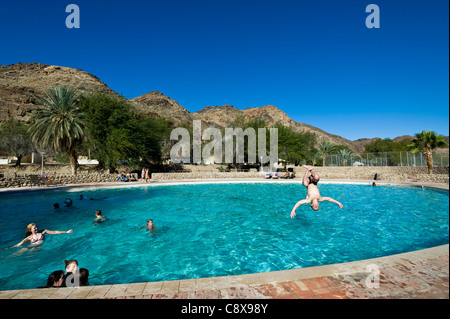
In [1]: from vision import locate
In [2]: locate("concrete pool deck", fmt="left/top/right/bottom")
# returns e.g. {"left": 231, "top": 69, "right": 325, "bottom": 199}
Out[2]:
{"left": 0, "top": 178, "right": 448, "bottom": 299}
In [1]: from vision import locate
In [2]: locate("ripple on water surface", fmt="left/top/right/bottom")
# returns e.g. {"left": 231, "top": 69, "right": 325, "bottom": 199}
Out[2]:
{"left": 0, "top": 182, "right": 448, "bottom": 290}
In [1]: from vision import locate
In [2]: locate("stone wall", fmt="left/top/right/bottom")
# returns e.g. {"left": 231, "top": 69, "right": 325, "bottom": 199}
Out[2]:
{"left": 151, "top": 172, "right": 263, "bottom": 180}
{"left": 291, "top": 166, "right": 449, "bottom": 182}
{"left": 0, "top": 164, "right": 134, "bottom": 188}
{"left": 0, "top": 173, "right": 119, "bottom": 188}
{"left": 152, "top": 166, "right": 449, "bottom": 184}
{"left": 0, "top": 164, "right": 448, "bottom": 188}
{"left": 0, "top": 164, "right": 105, "bottom": 175}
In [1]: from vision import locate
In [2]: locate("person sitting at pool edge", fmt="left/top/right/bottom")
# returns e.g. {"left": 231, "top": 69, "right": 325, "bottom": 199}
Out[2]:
{"left": 290, "top": 165, "right": 343, "bottom": 218}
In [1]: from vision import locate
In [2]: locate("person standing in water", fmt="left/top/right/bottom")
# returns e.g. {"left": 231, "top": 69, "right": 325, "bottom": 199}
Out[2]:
{"left": 12, "top": 223, "right": 73, "bottom": 248}
{"left": 94, "top": 210, "right": 107, "bottom": 224}
{"left": 139, "top": 219, "right": 157, "bottom": 233}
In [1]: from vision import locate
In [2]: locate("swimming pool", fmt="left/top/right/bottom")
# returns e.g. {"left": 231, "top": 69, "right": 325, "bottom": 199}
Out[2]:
{"left": 0, "top": 182, "right": 448, "bottom": 290}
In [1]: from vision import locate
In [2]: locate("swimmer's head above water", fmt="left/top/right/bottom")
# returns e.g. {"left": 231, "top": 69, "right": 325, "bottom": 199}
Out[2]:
{"left": 64, "top": 259, "right": 79, "bottom": 273}
{"left": 25, "top": 223, "right": 38, "bottom": 237}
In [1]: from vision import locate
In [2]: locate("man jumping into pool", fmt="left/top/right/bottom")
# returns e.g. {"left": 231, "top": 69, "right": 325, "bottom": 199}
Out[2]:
{"left": 290, "top": 165, "right": 343, "bottom": 218}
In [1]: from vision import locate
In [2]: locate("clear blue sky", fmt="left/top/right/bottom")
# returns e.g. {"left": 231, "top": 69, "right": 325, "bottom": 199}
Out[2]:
{"left": 0, "top": 0, "right": 448, "bottom": 140}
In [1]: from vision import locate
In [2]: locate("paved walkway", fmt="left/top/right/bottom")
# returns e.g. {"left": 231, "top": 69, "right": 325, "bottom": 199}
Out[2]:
{"left": 0, "top": 244, "right": 447, "bottom": 299}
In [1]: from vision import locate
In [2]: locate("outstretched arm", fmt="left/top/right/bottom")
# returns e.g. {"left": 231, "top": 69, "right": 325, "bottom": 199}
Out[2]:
{"left": 290, "top": 199, "right": 311, "bottom": 218}
{"left": 12, "top": 236, "right": 30, "bottom": 248}
{"left": 44, "top": 229, "right": 73, "bottom": 235}
{"left": 320, "top": 197, "right": 343, "bottom": 208}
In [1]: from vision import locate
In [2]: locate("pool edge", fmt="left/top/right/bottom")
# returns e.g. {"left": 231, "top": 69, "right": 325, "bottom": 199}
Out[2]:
{"left": 0, "top": 243, "right": 447, "bottom": 299}
{"left": 0, "top": 179, "right": 448, "bottom": 299}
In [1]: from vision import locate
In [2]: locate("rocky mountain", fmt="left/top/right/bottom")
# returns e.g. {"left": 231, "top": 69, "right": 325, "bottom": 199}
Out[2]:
{"left": 192, "top": 105, "right": 242, "bottom": 128}
{"left": 131, "top": 91, "right": 192, "bottom": 124}
{"left": 392, "top": 135, "right": 415, "bottom": 142}
{"left": 1, "top": 62, "right": 446, "bottom": 155}
{"left": 190, "top": 103, "right": 362, "bottom": 152}
{"left": 0, "top": 62, "right": 120, "bottom": 122}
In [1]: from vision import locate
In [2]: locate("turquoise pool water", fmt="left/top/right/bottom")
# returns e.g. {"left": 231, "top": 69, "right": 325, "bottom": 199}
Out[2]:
{"left": 0, "top": 182, "right": 448, "bottom": 290}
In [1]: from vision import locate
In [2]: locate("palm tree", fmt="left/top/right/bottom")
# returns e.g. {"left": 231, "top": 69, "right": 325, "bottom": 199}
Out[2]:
{"left": 310, "top": 151, "right": 322, "bottom": 167}
{"left": 407, "top": 130, "right": 448, "bottom": 173}
{"left": 337, "top": 148, "right": 353, "bottom": 166}
{"left": 28, "top": 86, "right": 85, "bottom": 176}
{"left": 318, "top": 140, "right": 335, "bottom": 166}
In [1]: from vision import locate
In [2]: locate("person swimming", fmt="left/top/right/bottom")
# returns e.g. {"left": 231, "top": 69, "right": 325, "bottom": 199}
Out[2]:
{"left": 64, "top": 198, "right": 73, "bottom": 207}
{"left": 93, "top": 210, "right": 107, "bottom": 224}
{"left": 139, "top": 219, "right": 157, "bottom": 233}
{"left": 12, "top": 223, "right": 73, "bottom": 248}
{"left": 79, "top": 194, "right": 108, "bottom": 200}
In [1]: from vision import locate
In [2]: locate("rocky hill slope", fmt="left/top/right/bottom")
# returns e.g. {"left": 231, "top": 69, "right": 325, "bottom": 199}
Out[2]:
{"left": 131, "top": 91, "right": 192, "bottom": 124}
{"left": 191, "top": 103, "right": 360, "bottom": 152}
{"left": 2, "top": 62, "right": 446, "bottom": 155}
{"left": 0, "top": 62, "right": 120, "bottom": 122}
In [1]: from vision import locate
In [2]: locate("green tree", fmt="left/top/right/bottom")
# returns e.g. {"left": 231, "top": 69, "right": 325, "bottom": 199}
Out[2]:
{"left": 310, "top": 150, "right": 322, "bottom": 167}
{"left": 407, "top": 130, "right": 448, "bottom": 173}
{"left": 318, "top": 140, "right": 336, "bottom": 166}
{"left": 80, "top": 93, "right": 172, "bottom": 171}
{"left": 363, "top": 138, "right": 412, "bottom": 166}
{"left": 0, "top": 119, "right": 35, "bottom": 166}
{"left": 241, "top": 118, "right": 269, "bottom": 166}
{"left": 28, "top": 86, "right": 85, "bottom": 176}
{"left": 337, "top": 148, "right": 353, "bottom": 166}
{"left": 274, "top": 123, "right": 302, "bottom": 165}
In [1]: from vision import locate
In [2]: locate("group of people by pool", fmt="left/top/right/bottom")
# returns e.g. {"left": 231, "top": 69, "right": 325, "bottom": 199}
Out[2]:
{"left": 9, "top": 165, "right": 342, "bottom": 289}
{"left": 10, "top": 223, "right": 86, "bottom": 288}
{"left": 38, "top": 259, "right": 90, "bottom": 288}
{"left": 140, "top": 168, "right": 152, "bottom": 183}
{"left": 116, "top": 169, "right": 152, "bottom": 183}
{"left": 10, "top": 192, "right": 157, "bottom": 289}
{"left": 117, "top": 172, "right": 138, "bottom": 182}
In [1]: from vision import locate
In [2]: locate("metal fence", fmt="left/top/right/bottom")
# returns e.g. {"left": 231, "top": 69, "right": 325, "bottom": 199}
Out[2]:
{"left": 324, "top": 151, "right": 449, "bottom": 167}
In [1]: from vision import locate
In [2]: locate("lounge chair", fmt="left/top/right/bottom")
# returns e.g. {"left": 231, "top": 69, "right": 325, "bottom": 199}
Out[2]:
{"left": 28, "top": 175, "right": 43, "bottom": 187}
{"left": 41, "top": 175, "right": 57, "bottom": 187}
{"left": 280, "top": 172, "right": 289, "bottom": 179}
